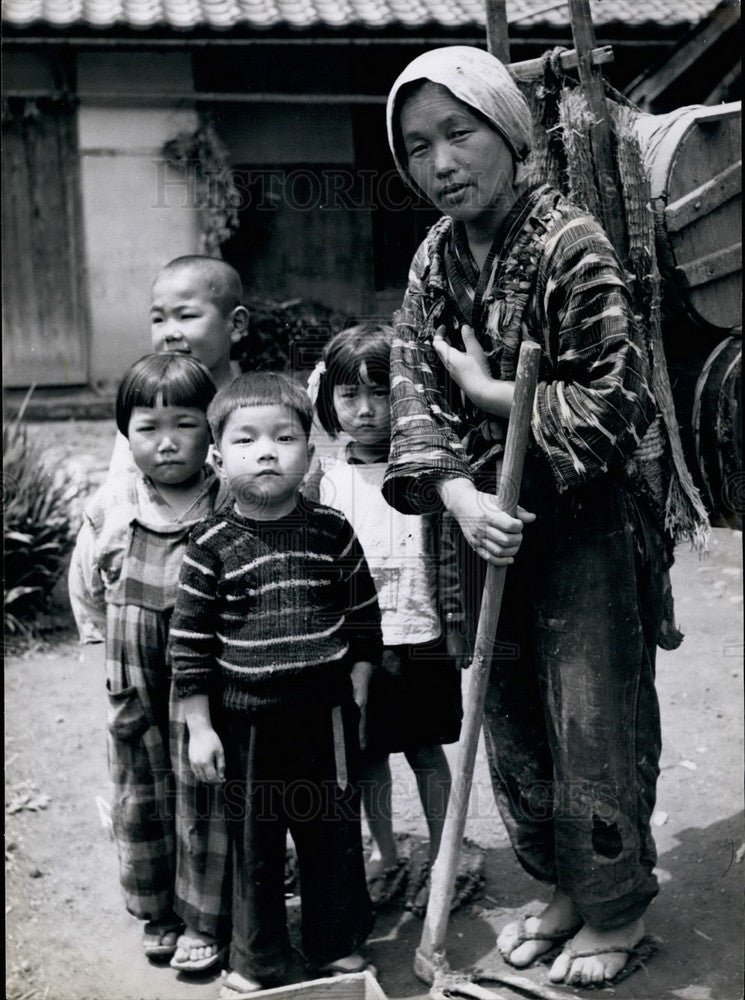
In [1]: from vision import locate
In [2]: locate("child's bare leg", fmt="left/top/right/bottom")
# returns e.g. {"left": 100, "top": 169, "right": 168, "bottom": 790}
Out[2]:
{"left": 498, "top": 887, "right": 581, "bottom": 967}
{"left": 404, "top": 744, "right": 451, "bottom": 863}
{"left": 360, "top": 751, "right": 397, "bottom": 873}
{"left": 548, "top": 917, "right": 646, "bottom": 986}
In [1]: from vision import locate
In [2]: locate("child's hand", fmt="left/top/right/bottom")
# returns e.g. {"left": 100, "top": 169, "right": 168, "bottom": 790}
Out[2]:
{"left": 433, "top": 324, "right": 514, "bottom": 418}
{"left": 187, "top": 727, "right": 225, "bottom": 784}
{"left": 350, "top": 660, "right": 374, "bottom": 749}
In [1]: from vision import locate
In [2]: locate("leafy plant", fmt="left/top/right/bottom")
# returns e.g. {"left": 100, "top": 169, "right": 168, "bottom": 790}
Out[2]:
{"left": 234, "top": 296, "right": 344, "bottom": 372}
{"left": 162, "top": 115, "right": 241, "bottom": 257}
{"left": 3, "top": 395, "right": 80, "bottom": 637}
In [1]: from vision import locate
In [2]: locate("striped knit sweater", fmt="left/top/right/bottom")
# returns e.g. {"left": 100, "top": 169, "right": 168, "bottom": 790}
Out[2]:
{"left": 168, "top": 499, "right": 383, "bottom": 711}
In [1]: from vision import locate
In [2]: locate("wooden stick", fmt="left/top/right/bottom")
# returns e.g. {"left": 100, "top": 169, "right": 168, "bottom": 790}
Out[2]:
{"left": 508, "top": 45, "right": 613, "bottom": 82}
{"left": 485, "top": 0, "right": 510, "bottom": 62}
{"left": 567, "top": 0, "right": 627, "bottom": 259}
{"left": 415, "top": 340, "right": 542, "bottom": 983}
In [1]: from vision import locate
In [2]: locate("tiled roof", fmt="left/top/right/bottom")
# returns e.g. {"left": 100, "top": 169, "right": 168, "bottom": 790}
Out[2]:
{"left": 1, "top": 0, "right": 726, "bottom": 32}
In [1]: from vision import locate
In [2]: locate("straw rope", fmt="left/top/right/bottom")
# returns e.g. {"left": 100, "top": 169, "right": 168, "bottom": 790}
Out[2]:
{"left": 520, "top": 55, "right": 710, "bottom": 550}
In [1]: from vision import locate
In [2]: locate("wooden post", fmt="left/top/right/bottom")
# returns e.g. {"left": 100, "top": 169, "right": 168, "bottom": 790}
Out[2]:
{"left": 485, "top": 0, "right": 510, "bottom": 62}
{"left": 414, "top": 342, "right": 542, "bottom": 985}
{"left": 509, "top": 45, "right": 613, "bottom": 82}
{"left": 567, "top": 0, "right": 628, "bottom": 258}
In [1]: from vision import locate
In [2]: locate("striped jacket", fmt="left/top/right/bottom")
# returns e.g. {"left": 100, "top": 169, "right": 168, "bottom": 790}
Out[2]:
{"left": 168, "top": 499, "right": 383, "bottom": 712}
{"left": 383, "top": 184, "right": 657, "bottom": 514}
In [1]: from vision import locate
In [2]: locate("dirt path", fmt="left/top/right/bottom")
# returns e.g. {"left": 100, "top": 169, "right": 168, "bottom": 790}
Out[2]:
{"left": 5, "top": 516, "right": 743, "bottom": 1000}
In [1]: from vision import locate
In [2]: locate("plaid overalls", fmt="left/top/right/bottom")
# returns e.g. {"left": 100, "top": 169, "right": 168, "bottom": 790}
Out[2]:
{"left": 105, "top": 519, "right": 189, "bottom": 919}
{"left": 104, "top": 479, "right": 230, "bottom": 929}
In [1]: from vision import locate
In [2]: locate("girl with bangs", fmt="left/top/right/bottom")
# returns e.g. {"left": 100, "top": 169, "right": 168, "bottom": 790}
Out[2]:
{"left": 310, "top": 324, "right": 468, "bottom": 914}
{"left": 69, "top": 353, "right": 231, "bottom": 964}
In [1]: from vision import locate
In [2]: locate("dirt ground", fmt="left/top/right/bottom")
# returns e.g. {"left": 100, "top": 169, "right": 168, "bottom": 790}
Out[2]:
{"left": 5, "top": 420, "right": 745, "bottom": 1000}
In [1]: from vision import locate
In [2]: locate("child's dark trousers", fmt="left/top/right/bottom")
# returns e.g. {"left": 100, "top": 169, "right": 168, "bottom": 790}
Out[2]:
{"left": 220, "top": 695, "right": 374, "bottom": 984}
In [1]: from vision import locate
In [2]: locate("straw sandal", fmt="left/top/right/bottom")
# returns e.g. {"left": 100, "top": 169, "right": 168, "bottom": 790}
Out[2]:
{"left": 366, "top": 857, "right": 409, "bottom": 908}
{"left": 219, "top": 969, "right": 264, "bottom": 998}
{"left": 550, "top": 934, "right": 661, "bottom": 988}
{"left": 169, "top": 934, "right": 227, "bottom": 972}
{"left": 319, "top": 953, "right": 378, "bottom": 979}
{"left": 498, "top": 916, "right": 581, "bottom": 967}
{"left": 142, "top": 918, "right": 184, "bottom": 958}
{"left": 405, "top": 859, "right": 431, "bottom": 917}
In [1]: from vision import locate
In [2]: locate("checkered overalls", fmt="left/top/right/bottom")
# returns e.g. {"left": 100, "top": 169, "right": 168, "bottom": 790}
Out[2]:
{"left": 106, "top": 517, "right": 228, "bottom": 928}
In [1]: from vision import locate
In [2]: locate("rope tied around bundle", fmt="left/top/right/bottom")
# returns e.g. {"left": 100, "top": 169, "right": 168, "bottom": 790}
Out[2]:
{"left": 519, "top": 70, "right": 710, "bottom": 552}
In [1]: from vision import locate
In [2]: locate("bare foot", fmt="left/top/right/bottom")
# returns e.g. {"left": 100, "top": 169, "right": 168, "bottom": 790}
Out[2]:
{"left": 497, "top": 889, "right": 581, "bottom": 968}
{"left": 170, "top": 926, "right": 223, "bottom": 969}
{"left": 142, "top": 915, "right": 183, "bottom": 957}
{"left": 549, "top": 917, "right": 646, "bottom": 986}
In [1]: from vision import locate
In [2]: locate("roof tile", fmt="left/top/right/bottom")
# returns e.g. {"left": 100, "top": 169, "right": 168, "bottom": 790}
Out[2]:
{"left": 1, "top": 0, "right": 727, "bottom": 31}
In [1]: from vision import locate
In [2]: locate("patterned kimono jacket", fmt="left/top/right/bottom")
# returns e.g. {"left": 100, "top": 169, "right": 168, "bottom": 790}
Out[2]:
{"left": 381, "top": 183, "right": 674, "bottom": 923}
{"left": 382, "top": 182, "right": 689, "bottom": 646}
{"left": 383, "top": 183, "right": 659, "bottom": 514}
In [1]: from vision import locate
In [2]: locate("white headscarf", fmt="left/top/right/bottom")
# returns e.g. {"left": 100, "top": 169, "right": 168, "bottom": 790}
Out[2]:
{"left": 386, "top": 46, "right": 533, "bottom": 197}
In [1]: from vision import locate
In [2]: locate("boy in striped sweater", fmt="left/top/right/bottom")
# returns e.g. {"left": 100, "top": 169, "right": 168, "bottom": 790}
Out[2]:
{"left": 168, "top": 372, "right": 381, "bottom": 995}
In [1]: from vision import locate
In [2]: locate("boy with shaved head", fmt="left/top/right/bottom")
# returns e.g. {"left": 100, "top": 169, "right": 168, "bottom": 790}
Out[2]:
{"left": 107, "top": 256, "right": 248, "bottom": 481}
{"left": 149, "top": 256, "right": 248, "bottom": 391}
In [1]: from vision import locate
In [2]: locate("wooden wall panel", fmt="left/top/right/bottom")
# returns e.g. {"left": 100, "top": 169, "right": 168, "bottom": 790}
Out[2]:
{"left": 2, "top": 101, "right": 88, "bottom": 387}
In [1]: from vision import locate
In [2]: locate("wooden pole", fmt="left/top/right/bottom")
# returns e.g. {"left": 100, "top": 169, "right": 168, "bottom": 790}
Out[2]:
{"left": 567, "top": 0, "right": 628, "bottom": 259}
{"left": 413, "top": 2, "right": 623, "bottom": 987}
{"left": 485, "top": 0, "right": 510, "bottom": 62}
{"left": 414, "top": 341, "right": 542, "bottom": 985}
{"left": 509, "top": 45, "right": 613, "bottom": 82}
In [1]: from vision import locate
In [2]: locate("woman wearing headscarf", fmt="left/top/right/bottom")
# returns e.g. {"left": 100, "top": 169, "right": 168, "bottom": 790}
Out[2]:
{"left": 383, "top": 46, "right": 670, "bottom": 987}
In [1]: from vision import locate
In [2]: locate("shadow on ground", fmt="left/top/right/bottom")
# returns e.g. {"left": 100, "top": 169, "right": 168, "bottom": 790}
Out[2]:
{"left": 359, "top": 814, "right": 744, "bottom": 1000}
{"left": 5, "top": 527, "right": 743, "bottom": 1000}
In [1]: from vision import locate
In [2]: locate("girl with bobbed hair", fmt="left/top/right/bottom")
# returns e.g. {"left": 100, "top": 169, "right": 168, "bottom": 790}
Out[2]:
{"left": 69, "top": 353, "right": 231, "bottom": 965}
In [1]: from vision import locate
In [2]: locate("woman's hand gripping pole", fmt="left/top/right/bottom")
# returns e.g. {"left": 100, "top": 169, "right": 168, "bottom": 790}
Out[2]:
{"left": 414, "top": 340, "right": 542, "bottom": 991}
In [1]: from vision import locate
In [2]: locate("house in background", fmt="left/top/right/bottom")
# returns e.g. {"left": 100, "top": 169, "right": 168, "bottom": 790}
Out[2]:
{"left": 2, "top": 0, "right": 740, "bottom": 396}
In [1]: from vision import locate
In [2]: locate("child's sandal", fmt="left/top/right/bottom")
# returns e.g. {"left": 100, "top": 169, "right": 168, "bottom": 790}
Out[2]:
{"left": 169, "top": 934, "right": 227, "bottom": 972}
{"left": 319, "top": 953, "right": 377, "bottom": 979}
{"left": 219, "top": 969, "right": 264, "bottom": 998}
{"left": 142, "top": 918, "right": 184, "bottom": 958}
{"left": 366, "top": 857, "right": 409, "bottom": 908}
{"left": 405, "top": 860, "right": 431, "bottom": 917}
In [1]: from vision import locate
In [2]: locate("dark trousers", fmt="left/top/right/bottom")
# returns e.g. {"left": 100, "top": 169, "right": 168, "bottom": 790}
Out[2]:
{"left": 221, "top": 697, "right": 374, "bottom": 983}
{"left": 460, "top": 472, "right": 662, "bottom": 930}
